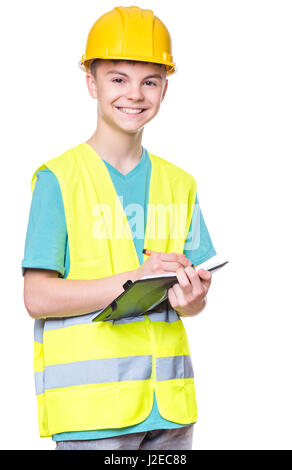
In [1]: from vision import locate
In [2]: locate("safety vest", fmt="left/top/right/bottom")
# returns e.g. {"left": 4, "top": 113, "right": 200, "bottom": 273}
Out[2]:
{"left": 31, "top": 143, "right": 198, "bottom": 437}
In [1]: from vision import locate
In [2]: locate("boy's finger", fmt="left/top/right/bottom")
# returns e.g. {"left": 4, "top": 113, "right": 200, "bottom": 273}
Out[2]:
{"left": 160, "top": 261, "right": 189, "bottom": 272}
{"left": 184, "top": 266, "right": 205, "bottom": 295}
{"left": 176, "top": 266, "right": 193, "bottom": 293}
{"left": 197, "top": 269, "right": 212, "bottom": 284}
{"left": 168, "top": 286, "right": 178, "bottom": 307}
{"left": 172, "top": 282, "right": 186, "bottom": 306}
{"left": 160, "top": 252, "right": 191, "bottom": 267}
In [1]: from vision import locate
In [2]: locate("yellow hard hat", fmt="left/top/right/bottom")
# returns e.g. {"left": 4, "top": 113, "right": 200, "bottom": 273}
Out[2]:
{"left": 79, "top": 6, "right": 176, "bottom": 76}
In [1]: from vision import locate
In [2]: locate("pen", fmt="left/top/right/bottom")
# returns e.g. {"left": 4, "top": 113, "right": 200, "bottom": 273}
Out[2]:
{"left": 142, "top": 248, "right": 197, "bottom": 269}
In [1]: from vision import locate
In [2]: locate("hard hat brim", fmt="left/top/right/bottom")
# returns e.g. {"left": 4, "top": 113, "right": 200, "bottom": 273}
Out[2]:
{"left": 79, "top": 57, "right": 176, "bottom": 76}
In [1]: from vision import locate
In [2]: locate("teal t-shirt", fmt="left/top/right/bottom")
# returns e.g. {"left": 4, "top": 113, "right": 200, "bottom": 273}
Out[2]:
{"left": 22, "top": 146, "right": 216, "bottom": 441}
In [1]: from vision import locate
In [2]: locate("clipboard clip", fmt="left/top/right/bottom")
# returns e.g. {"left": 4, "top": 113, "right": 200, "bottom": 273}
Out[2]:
{"left": 105, "top": 281, "right": 133, "bottom": 320}
{"left": 122, "top": 280, "right": 133, "bottom": 290}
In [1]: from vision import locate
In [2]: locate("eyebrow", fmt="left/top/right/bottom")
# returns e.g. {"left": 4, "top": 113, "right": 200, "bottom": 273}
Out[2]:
{"left": 106, "top": 70, "right": 163, "bottom": 80}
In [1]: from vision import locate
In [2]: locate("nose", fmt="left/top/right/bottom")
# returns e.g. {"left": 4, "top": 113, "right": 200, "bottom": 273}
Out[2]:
{"left": 125, "top": 83, "right": 144, "bottom": 101}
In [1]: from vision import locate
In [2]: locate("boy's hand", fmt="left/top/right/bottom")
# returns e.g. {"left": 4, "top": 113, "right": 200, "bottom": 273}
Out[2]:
{"left": 137, "top": 251, "right": 192, "bottom": 279}
{"left": 168, "top": 266, "right": 212, "bottom": 317}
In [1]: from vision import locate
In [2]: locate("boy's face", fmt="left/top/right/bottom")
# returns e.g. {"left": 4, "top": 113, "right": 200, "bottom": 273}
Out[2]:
{"left": 86, "top": 60, "right": 168, "bottom": 134}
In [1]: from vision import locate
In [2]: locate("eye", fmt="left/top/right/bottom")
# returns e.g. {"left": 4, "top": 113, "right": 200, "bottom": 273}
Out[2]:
{"left": 112, "top": 78, "right": 157, "bottom": 86}
{"left": 144, "top": 80, "right": 156, "bottom": 87}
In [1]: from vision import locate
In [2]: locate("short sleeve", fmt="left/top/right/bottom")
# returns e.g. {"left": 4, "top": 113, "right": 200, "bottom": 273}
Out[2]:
{"left": 21, "top": 169, "right": 67, "bottom": 277}
{"left": 183, "top": 194, "right": 217, "bottom": 265}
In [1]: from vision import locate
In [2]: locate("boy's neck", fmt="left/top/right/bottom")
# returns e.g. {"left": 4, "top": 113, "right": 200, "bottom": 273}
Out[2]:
{"left": 86, "top": 121, "right": 144, "bottom": 175}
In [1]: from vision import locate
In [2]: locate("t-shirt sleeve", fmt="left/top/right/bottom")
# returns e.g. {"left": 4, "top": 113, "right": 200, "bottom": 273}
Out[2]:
{"left": 183, "top": 193, "right": 217, "bottom": 265}
{"left": 21, "top": 169, "right": 67, "bottom": 277}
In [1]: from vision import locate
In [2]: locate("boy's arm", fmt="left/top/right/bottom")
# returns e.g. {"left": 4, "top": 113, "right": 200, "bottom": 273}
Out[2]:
{"left": 23, "top": 250, "right": 190, "bottom": 319}
{"left": 23, "top": 267, "right": 141, "bottom": 319}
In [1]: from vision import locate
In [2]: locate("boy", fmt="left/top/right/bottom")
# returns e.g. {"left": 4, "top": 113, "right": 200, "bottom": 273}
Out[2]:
{"left": 22, "top": 6, "right": 216, "bottom": 450}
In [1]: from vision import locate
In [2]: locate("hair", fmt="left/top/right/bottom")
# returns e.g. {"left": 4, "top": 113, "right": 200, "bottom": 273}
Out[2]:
{"left": 89, "top": 58, "right": 166, "bottom": 78}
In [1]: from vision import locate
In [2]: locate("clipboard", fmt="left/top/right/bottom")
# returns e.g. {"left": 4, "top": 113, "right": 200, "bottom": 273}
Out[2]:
{"left": 91, "top": 260, "right": 228, "bottom": 323}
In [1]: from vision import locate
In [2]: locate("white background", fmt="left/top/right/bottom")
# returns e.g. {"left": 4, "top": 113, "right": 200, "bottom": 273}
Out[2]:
{"left": 0, "top": 0, "right": 291, "bottom": 450}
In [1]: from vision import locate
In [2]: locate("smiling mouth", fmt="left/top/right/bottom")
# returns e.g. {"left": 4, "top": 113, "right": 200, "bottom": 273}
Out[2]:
{"left": 115, "top": 106, "right": 147, "bottom": 115}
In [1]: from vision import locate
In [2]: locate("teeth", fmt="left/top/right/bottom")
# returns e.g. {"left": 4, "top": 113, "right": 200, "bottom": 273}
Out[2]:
{"left": 118, "top": 107, "right": 144, "bottom": 114}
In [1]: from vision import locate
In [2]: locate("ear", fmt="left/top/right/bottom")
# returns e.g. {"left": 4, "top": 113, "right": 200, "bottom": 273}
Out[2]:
{"left": 86, "top": 73, "right": 98, "bottom": 99}
{"left": 161, "top": 79, "right": 168, "bottom": 102}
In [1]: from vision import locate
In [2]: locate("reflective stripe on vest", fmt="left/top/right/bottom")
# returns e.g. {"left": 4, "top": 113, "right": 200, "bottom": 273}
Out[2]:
{"left": 31, "top": 144, "right": 198, "bottom": 437}
{"left": 34, "top": 354, "right": 193, "bottom": 395}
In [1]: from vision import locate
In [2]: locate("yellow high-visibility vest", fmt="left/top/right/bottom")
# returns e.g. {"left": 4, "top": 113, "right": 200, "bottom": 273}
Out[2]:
{"left": 31, "top": 143, "right": 197, "bottom": 437}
